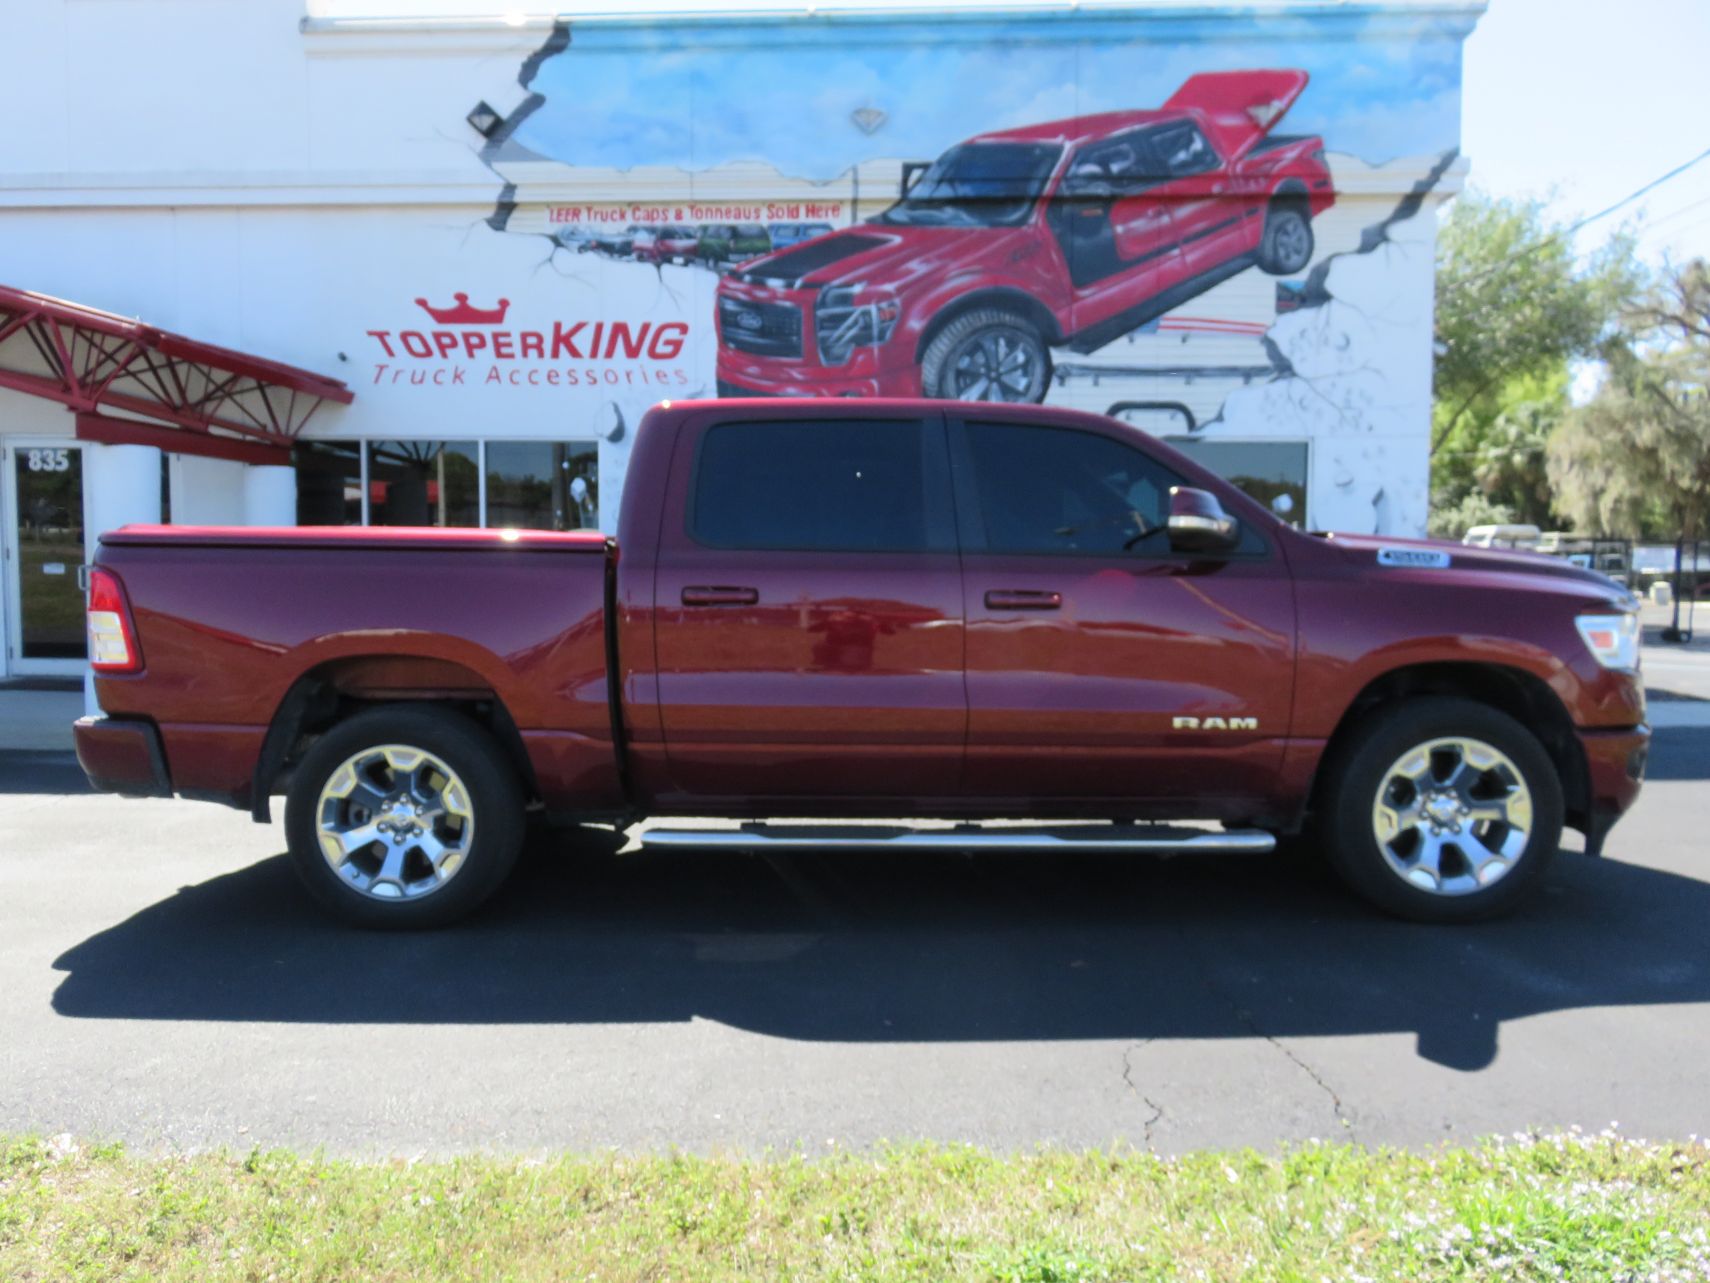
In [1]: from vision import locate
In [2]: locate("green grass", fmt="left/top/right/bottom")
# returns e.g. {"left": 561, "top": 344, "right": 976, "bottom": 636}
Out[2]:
{"left": 3, "top": 1132, "right": 1708, "bottom": 1282}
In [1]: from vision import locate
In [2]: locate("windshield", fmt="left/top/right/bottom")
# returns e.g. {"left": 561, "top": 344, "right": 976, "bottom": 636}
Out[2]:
{"left": 878, "top": 142, "right": 1061, "bottom": 228}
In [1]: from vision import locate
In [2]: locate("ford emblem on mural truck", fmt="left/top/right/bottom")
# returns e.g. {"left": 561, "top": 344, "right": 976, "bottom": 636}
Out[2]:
{"left": 355, "top": 6, "right": 1475, "bottom": 538}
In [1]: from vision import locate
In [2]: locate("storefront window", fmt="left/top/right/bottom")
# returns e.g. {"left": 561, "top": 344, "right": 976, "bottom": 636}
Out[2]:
{"left": 1163, "top": 437, "right": 1309, "bottom": 527}
{"left": 294, "top": 440, "right": 363, "bottom": 526}
{"left": 366, "top": 441, "right": 478, "bottom": 527}
{"left": 484, "top": 441, "right": 599, "bottom": 530}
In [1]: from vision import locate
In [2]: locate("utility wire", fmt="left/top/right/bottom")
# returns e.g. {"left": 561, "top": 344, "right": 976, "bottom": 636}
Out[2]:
{"left": 1448, "top": 143, "right": 1710, "bottom": 291}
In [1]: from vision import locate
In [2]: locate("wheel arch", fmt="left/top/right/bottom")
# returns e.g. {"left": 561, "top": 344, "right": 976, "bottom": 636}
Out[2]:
{"left": 1309, "top": 661, "right": 1591, "bottom": 835}
{"left": 913, "top": 287, "right": 1064, "bottom": 364}
{"left": 1267, "top": 178, "right": 1311, "bottom": 211}
{"left": 249, "top": 654, "right": 538, "bottom": 823}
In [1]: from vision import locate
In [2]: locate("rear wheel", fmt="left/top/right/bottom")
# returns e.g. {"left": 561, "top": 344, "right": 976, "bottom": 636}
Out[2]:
{"left": 1257, "top": 202, "right": 1314, "bottom": 275}
{"left": 285, "top": 705, "right": 525, "bottom": 929}
{"left": 921, "top": 307, "right": 1051, "bottom": 403}
{"left": 1318, "top": 697, "right": 1563, "bottom": 922}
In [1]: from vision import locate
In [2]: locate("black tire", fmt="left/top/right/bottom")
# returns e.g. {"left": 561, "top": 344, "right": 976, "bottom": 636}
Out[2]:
{"left": 920, "top": 307, "right": 1051, "bottom": 403}
{"left": 1317, "top": 697, "right": 1564, "bottom": 923}
{"left": 1257, "top": 202, "right": 1314, "bottom": 275}
{"left": 285, "top": 704, "right": 526, "bottom": 929}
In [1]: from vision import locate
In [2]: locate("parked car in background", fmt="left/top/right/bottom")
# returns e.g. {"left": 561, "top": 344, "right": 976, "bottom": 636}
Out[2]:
{"left": 700, "top": 223, "right": 773, "bottom": 265}
{"left": 591, "top": 225, "right": 646, "bottom": 256}
{"left": 716, "top": 70, "right": 1334, "bottom": 402}
{"left": 1463, "top": 524, "right": 1542, "bottom": 552}
{"left": 553, "top": 225, "right": 595, "bottom": 253}
{"left": 634, "top": 226, "right": 701, "bottom": 265}
{"left": 1537, "top": 533, "right": 1631, "bottom": 582}
{"left": 77, "top": 398, "right": 1646, "bottom": 931}
{"left": 628, "top": 227, "right": 659, "bottom": 260}
{"left": 769, "top": 221, "right": 837, "bottom": 251}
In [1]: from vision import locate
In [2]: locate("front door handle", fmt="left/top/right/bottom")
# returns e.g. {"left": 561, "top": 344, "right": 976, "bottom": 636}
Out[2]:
{"left": 682, "top": 585, "right": 758, "bottom": 607}
{"left": 985, "top": 589, "right": 1062, "bottom": 611}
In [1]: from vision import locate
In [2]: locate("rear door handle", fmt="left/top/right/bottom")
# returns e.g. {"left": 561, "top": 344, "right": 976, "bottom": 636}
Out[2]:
{"left": 985, "top": 589, "right": 1062, "bottom": 611}
{"left": 682, "top": 585, "right": 758, "bottom": 607}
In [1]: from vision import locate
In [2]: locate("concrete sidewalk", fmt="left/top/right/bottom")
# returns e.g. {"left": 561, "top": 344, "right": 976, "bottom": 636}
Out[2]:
{"left": 0, "top": 688, "right": 84, "bottom": 752}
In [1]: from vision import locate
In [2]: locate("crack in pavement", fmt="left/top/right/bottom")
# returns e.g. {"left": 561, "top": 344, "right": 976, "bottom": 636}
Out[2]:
{"left": 1227, "top": 1002, "right": 1357, "bottom": 1141}
{"left": 1120, "top": 1039, "right": 1165, "bottom": 1148}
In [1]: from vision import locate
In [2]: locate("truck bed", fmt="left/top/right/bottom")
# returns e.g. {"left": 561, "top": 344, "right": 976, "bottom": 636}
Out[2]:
{"left": 90, "top": 525, "right": 622, "bottom": 814}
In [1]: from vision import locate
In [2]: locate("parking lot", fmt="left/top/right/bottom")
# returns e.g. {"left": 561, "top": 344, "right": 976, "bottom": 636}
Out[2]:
{"left": 1, "top": 644, "right": 1706, "bottom": 1158}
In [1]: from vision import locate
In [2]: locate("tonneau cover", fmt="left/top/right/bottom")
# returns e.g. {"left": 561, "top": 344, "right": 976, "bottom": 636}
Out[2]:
{"left": 101, "top": 524, "right": 610, "bottom": 552}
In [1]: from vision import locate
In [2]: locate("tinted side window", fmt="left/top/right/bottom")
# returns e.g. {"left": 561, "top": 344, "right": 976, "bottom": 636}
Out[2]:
{"left": 692, "top": 419, "right": 937, "bottom": 552}
{"left": 964, "top": 421, "right": 1182, "bottom": 556}
{"left": 1059, "top": 129, "right": 1155, "bottom": 197}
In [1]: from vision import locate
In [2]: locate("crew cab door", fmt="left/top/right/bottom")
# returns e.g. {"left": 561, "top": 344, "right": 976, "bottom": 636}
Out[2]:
{"left": 1047, "top": 127, "right": 1184, "bottom": 329}
{"left": 1141, "top": 118, "right": 1249, "bottom": 278}
{"left": 650, "top": 409, "right": 965, "bottom": 802}
{"left": 949, "top": 415, "right": 1295, "bottom": 812}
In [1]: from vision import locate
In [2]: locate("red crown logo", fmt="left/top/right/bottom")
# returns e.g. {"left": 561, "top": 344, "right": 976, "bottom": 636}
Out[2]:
{"left": 414, "top": 292, "right": 510, "bottom": 325}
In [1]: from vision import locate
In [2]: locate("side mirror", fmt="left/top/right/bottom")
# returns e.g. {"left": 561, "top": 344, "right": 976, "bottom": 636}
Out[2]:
{"left": 1167, "top": 486, "right": 1240, "bottom": 554}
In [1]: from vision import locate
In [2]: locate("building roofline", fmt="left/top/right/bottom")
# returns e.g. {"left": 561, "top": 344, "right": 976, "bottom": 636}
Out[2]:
{"left": 302, "top": 1, "right": 1488, "bottom": 38}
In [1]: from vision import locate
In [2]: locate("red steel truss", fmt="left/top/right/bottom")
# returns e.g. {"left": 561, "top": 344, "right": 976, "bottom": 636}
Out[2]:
{"left": 0, "top": 284, "right": 353, "bottom": 462}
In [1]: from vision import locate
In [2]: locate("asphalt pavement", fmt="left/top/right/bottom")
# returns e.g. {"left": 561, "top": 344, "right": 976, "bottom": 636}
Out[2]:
{"left": 0, "top": 655, "right": 1706, "bottom": 1158}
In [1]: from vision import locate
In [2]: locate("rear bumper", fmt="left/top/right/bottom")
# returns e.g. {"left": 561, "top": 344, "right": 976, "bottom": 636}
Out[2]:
{"left": 1575, "top": 723, "right": 1650, "bottom": 851}
{"left": 73, "top": 715, "right": 171, "bottom": 798}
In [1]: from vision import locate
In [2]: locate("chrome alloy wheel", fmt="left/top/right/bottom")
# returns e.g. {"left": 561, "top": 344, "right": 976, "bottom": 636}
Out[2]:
{"left": 950, "top": 327, "right": 1044, "bottom": 402}
{"left": 315, "top": 744, "right": 475, "bottom": 901}
{"left": 1371, "top": 737, "right": 1534, "bottom": 896}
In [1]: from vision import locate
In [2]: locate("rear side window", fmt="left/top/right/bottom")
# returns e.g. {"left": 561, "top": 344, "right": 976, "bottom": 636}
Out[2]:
{"left": 963, "top": 421, "right": 1184, "bottom": 556}
{"left": 1151, "top": 121, "right": 1219, "bottom": 178}
{"left": 691, "top": 419, "right": 942, "bottom": 552}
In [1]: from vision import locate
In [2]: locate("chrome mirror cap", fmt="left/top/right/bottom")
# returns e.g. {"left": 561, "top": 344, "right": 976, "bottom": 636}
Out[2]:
{"left": 1166, "top": 486, "right": 1239, "bottom": 553}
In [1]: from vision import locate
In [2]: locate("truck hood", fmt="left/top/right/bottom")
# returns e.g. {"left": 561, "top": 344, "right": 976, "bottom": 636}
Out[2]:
{"left": 730, "top": 225, "right": 993, "bottom": 290}
{"left": 1320, "top": 532, "right": 1635, "bottom": 605}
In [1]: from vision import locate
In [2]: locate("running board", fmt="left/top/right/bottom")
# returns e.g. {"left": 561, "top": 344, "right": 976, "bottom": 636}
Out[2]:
{"left": 640, "top": 824, "right": 1276, "bottom": 855}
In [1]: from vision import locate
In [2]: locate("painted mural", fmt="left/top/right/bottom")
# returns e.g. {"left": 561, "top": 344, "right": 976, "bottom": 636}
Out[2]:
{"left": 377, "top": 8, "right": 1475, "bottom": 535}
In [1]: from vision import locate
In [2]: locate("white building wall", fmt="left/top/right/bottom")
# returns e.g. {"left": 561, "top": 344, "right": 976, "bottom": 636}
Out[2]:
{"left": 171, "top": 456, "right": 246, "bottom": 526}
{"left": 1, "top": 0, "right": 1474, "bottom": 545}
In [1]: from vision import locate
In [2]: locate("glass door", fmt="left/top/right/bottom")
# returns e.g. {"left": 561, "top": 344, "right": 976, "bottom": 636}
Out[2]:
{"left": 3, "top": 440, "right": 89, "bottom": 676}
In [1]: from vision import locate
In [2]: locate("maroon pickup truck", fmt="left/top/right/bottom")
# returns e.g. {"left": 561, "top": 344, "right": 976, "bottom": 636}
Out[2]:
{"left": 75, "top": 399, "right": 1649, "bottom": 928}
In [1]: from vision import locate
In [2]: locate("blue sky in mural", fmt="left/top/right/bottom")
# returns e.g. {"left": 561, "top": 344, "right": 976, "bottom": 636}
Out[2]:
{"left": 514, "top": 9, "right": 1470, "bottom": 181}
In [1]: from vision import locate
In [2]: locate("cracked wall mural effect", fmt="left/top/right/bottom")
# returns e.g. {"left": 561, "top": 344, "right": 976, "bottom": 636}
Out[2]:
{"left": 422, "top": 9, "right": 1469, "bottom": 535}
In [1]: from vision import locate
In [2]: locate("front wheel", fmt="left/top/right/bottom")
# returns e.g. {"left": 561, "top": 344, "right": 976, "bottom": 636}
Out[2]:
{"left": 284, "top": 705, "right": 526, "bottom": 929}
{"left": 1318, "top": 697, "right": 1563, "bottom": 923}
{"left": 920, "top": 307, "right": 1051, "bottom": 403}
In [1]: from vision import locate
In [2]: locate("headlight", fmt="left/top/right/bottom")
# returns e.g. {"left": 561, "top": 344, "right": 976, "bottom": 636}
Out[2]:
{"left": 815, "top": 283, "right": 900, "bottom": 365}
{"left": 1575, "top": 612, "right": 1640, "bottom": 671}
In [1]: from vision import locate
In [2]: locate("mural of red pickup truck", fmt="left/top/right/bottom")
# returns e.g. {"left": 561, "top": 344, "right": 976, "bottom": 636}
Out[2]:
{"left": 716, "top": 70, "right": 1334, "bottom": 402}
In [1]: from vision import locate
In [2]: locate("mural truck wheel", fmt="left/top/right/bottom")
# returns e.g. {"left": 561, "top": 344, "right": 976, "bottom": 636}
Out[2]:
{"left": 922, "top": 308, "right": 1051, "bottom": 403}
{"left": 1258, "top": 203, "right": 1314, "bottom": 275}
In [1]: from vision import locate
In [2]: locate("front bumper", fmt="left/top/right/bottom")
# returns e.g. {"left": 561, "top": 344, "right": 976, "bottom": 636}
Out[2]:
{"left": 1575, "top": 723, "right": 1650, "bottom": 853}
{"left": 73, "top": 715, "right": 171, "bottom": 798}
{"left": 715, "top": 280, "right": 924, "bottom": 397}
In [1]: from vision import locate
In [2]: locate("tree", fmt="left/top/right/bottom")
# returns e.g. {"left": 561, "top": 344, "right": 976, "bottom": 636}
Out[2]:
{"left": 1429, "top": 368, "right": 1567, "bottom": 535}
{"left": 1547, "top": 261, "right": 1710, "bottom": 541}
{"left": 1433, "top": 194, "right": 1637, "bottom": 460}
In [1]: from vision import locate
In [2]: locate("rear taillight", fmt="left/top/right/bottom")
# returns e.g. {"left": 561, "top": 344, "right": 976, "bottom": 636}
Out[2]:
{"left": 87, "top": 567, "right": 143, "bottom": 673}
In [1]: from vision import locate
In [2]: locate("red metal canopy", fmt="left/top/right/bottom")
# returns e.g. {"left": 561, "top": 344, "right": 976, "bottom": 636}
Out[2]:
{"left": 0, "top": 284, "right": 353, "bottom": 466}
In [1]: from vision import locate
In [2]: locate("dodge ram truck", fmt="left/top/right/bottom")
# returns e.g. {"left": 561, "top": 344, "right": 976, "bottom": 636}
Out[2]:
{"left": 76, "top": 399, "right": 1648, "bottom": 929}
{"left": 716, "top": 69, "right": 1333, "bottom": 402}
